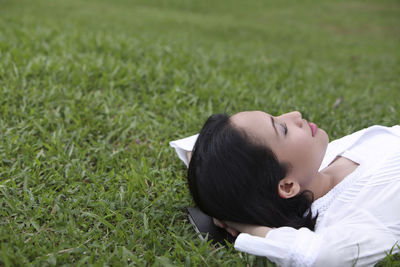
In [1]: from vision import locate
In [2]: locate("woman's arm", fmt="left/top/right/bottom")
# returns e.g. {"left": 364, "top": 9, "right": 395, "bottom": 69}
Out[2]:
{"left": 213, "top": 218, "right": 271, "bottom": 238}
{"left": 232, "top": 222, "right": 271, "bottom": 238}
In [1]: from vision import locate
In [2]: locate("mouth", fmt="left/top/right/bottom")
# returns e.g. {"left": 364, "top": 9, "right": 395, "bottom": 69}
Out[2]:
{"left": 308, "top": 122, "right": 318, "bottom": 137}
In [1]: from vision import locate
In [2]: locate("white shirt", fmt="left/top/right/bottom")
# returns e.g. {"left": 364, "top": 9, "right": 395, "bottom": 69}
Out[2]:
{"left": 170, "top": 125, "right": 400, "bottom": 267}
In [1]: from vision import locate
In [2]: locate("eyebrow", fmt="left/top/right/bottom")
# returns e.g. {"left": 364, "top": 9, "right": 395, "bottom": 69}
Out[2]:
{"left": 270, "top": 116, "right": 278, "bottom": 136}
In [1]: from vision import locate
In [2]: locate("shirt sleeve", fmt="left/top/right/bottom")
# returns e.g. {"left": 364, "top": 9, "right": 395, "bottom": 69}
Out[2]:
{"left": 234, "top": 227, "right": 323, "bottom": 267}
{"left": 169, "top": 134, "right": 199, "bottom": 167}
{"left": 234, "top": 209, "right": 398, "bottom": 267}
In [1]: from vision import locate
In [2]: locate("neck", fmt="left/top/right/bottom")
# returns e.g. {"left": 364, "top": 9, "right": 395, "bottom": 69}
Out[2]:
{"left": 309, "top": 171, "right": 336, "bottom": 200}
{"left": 308, "top": 156, "right": 360, "bottom": 200}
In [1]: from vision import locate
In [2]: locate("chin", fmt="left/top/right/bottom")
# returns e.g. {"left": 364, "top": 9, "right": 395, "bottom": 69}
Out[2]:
{"left": 319, "top": 129, "right": 329, "bottom": 143}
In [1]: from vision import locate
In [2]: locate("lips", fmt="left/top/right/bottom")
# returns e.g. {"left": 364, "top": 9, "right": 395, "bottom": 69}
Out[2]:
{"left": 308, "top": 122, "right": 318, "bottom": 137}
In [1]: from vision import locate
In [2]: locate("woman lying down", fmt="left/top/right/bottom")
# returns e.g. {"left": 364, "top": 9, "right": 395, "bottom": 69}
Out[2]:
{"left": 170, "top": 110, "right": 400, "bottom": 267}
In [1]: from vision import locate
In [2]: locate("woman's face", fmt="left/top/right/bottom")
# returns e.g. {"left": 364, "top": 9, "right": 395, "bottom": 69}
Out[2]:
{"left": 230, "top": 111, "right": 329, "bottom": 188}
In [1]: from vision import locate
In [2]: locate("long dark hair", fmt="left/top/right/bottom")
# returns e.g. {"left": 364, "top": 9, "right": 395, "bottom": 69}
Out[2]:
{"left": 188, "top": 113, "right": 317, "bottom": 230}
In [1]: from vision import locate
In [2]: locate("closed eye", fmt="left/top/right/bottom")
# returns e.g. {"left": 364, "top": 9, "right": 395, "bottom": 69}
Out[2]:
{"left": 281, "top": 123, "right": 288, "bottom": 135}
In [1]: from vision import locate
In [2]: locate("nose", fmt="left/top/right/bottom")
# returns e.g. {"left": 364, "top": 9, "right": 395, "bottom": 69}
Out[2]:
{"left": 284, "top": 111, "right": 303, "bottom": 127}
{"left": 289, "top": 111, "right": 302, "bottom": 119}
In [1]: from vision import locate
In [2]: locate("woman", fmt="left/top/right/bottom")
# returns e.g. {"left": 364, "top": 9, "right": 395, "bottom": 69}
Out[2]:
{"left": 170, "top": 111, "right": 400, "bottom": 267}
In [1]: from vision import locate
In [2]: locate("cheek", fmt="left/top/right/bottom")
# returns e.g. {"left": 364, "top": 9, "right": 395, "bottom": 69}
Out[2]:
{"left": 299, "top": 138, "right": 323, "bottom": 170}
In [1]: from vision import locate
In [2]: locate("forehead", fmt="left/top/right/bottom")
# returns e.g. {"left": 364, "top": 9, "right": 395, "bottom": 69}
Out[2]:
{"left": 230, "top": 111, "right": 270, "bottom": 142}
{"left": 231, "top": 111, "right": 267, "bottom": 126}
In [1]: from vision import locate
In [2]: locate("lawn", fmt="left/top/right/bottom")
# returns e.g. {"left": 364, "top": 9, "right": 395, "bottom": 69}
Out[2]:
{"left": 0, "top": 0, "right": 399, "bottom": 265}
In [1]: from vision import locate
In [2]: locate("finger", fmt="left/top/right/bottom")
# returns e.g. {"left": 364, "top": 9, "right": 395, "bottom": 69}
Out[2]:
{"left": 213, "top": 218, "right": 225, "bottom": 228}
{"left": 226, "top": 227, "right": 239, "bottom": 237}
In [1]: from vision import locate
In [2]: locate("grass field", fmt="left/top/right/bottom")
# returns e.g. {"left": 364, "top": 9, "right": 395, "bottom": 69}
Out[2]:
{"left": 1, "top": 0, "right": 400, "bottom": 265}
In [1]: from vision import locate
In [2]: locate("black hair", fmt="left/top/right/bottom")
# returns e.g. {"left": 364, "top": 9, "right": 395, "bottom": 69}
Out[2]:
{"left": 188, "top": 113, "right": 317, "bottom": 230}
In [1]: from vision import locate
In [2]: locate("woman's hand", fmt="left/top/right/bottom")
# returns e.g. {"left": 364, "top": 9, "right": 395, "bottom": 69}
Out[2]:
{"left": 213, "top": 218, "right": 239, "bottom": 236}
{"left": 213, "top": 218, "right": 271, "bottom": 238}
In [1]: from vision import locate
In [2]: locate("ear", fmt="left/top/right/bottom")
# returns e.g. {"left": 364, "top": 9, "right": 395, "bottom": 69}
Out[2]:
{"left": 278, "top": 177, "right": 301, "bottom": 199}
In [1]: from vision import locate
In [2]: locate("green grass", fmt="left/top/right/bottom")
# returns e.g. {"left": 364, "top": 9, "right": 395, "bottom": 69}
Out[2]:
{"left": 0, "top": 0, "right": 399, "bottom": 265}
